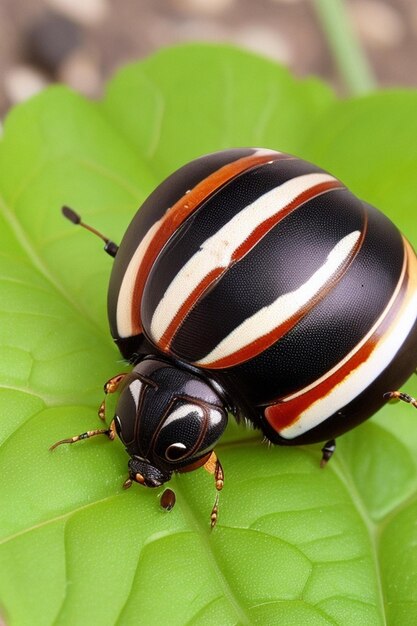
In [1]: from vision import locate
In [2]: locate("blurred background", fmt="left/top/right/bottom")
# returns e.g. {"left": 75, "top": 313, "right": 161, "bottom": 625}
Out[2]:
{"left": 0, "top": 0, "right": 416, "bottom": 117}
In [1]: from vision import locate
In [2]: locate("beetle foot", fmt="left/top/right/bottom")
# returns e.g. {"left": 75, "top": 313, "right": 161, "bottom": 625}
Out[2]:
{"left": 320, "top": 439, "right": 336, "bottom": 468}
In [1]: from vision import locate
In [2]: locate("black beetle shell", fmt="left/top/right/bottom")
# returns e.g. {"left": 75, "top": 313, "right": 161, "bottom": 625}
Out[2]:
{"left": 107, "top": 148, "right": 417, "bottom": 445}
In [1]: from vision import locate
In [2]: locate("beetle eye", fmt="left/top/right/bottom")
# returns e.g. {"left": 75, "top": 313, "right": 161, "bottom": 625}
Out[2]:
{"left": 165, "top": 442, "right": 187, "bottom": 461}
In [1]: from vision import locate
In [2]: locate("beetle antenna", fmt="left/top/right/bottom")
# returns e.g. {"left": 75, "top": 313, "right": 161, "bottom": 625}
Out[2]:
{"left": 61, "top": 206, "right": 119, "bottom": 258}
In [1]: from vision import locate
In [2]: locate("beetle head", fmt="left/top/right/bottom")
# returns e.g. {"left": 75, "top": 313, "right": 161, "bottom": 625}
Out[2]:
{"left": 126, "top": 455, "right": 172, "bottom": 488}
{"left": 113, "top": 358, "right": 228, "bottom": 486}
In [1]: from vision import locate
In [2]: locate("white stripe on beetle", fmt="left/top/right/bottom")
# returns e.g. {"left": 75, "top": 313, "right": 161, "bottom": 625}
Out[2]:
{"left": 279, "top": 241, "right": 417, "bottom": 438}
{"left": 116, "top": 148, "right": 277, "bottom": 338}
{"left": 198, "top": 230, "right": 360, "bottom": 365}
{"left": 161, "top": 404, "right": 204, "bottom": 430}
{"left": 129, "top": 378, "right": 143, "bottom": 409}
{"left": 150, "top": 172, "right": 339, "bottom": 343}
{"left": 116, "top": 221, "right": 160, "bottom": 338}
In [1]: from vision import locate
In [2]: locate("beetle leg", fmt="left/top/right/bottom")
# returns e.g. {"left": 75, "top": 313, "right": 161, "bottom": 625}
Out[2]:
{"left": 320, "top": 439, "right": 336, "bottom": 467}
{"left": 98, "top": 373, "right": 128, "bottom": 421}
{"left": 50, "top": 426, "right": 115, "bottom": 451}
{"left": 384, "top": 390, "right": 417, "bottom": 409}
{"left": 204, "top": 452, "right": 224, "bottom": 528}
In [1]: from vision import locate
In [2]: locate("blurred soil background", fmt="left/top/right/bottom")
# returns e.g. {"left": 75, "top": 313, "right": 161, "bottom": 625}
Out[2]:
{"left": 0, "top": 0, "right": 416, "bottom": 119}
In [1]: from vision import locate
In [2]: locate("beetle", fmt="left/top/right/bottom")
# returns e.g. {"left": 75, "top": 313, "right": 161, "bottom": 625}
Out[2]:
{"left": 51, "top": 147, "right": 417, "bottom": 526}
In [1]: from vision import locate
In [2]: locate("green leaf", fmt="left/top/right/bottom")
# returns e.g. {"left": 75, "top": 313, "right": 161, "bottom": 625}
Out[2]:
{"left": 0, "top": 44, "right": 417, "bottom": 625}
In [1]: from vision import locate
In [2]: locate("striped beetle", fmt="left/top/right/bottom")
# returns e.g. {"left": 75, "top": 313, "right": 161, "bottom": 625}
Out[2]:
{"left": 51, "top": 148, "right": 417, "bottom": 526}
